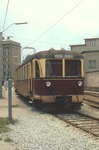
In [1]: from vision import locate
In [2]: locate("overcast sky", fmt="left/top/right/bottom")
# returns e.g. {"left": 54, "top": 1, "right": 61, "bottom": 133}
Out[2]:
{"left": 0, "top": 0, "right": 99, "bottom": 58}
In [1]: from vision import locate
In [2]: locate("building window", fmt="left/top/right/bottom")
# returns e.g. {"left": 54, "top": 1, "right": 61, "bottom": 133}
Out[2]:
{"left": 3, "top": 65, "right": 6, "bottom": 69}
{"left": 7, "top": 51, "right": 9, "bottom": 55}
{"left": 90, "top": 40, "right": 96, "bottom": 46}
{"left": 6, "top": 46, "right": 9, "bottom": 49}
{"left": 6, "top": 64, "right": 9, "bottom": 68}
{"left": 3, "top": 72, "right": 6, "bottom": 77}
{"left": 3, "top": 52, "right": 6, "bottom": 55}
{"left": 89, "top": 60, "right": 96, "bottom": 68}
{"left": 6, "top": 58, "right": 9, "bottom": 62}
{"left": 3, "top": 58, "right": 6, "bottom": 62}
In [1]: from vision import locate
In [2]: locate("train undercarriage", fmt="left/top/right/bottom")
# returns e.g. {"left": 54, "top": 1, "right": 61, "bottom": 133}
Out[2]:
{"left": 33, "top": 94, "right": 83, "bottom": 112}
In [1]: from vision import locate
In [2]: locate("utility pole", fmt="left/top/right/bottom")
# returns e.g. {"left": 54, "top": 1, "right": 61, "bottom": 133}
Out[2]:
{"left": 0, "top": 32, "right": 3, "bottom": 98}
{"left": 8, "top": 79, "right": 12, "bottom": 123}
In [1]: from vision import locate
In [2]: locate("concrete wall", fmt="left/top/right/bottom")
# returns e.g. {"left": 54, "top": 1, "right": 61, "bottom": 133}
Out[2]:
{"left": 83, "top": 51, "right": 99, "bottom": 73}
{"left": 71, "top": 45, "right": 85, "bottom": 53}
{"left": 71, "top": 38, "right": 99, "bottom": 53}
{"left": 85, "top": 71, "right": 99, "bottom": 91}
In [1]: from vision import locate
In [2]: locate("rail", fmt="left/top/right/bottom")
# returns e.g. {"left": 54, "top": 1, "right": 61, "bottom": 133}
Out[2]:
{"left": 55, "top": 112, "right": 99, "bottom": 137}
{"left": 84, "top": 91, "right": 99, "bottom": 109}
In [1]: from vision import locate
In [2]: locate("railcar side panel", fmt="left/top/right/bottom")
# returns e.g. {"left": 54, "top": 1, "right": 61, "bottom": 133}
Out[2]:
{"left": 16, "top": 80, "right": 29, "bottom": 96}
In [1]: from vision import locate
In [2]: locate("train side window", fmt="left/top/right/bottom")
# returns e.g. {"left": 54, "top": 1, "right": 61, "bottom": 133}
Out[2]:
{"left": 35, "top": 61, "right": 40, "bottom": 78}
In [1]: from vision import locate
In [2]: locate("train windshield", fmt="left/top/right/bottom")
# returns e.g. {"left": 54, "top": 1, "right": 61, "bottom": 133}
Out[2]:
{"left": 65, "top": 60, "right": 81, "bottom": 77}
{"left": 46, "top": 60, "right": 62, "bottom": 77}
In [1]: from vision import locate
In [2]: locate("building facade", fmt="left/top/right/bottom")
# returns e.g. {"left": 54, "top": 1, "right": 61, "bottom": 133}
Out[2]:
{"left": 70, "top": 38, "right": 99, "bottom": 73}
{"left": 1, "top": 37, "right": 21, "bottom": 82}
{"left": 70, "top": 37, "right": 99, "bottom": 88}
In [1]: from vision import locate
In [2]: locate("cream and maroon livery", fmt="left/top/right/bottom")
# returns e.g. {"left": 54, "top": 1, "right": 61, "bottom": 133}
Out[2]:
{"left": 14, "top": 49, "right": 84, "bottom": 108}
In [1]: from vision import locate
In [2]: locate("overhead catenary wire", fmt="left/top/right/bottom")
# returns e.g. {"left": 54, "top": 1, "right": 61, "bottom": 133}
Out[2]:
{"left": 2, "top": 0, "right": 85, "bottom": 60}
{"left": 3, "top": 0, "right": 85, "bottom": 50}
{"left": 27, "top": 0, "right": 85, "bottom": 48}
{"left": 21, "top": 0, "right": 85, "bottom": 59}
{"left": 2, "top": 0, "right": 10, "bottom": 32}
{"left": 4, "top": 35, "right": 66, "bottom": 45}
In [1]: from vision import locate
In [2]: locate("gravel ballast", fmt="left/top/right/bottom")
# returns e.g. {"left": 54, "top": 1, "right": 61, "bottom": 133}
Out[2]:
{"left": 1, "top": 89, "right": 99, "bottom": 150}
{"left": 8, "top": 105, "right": 99, "bottom": 150}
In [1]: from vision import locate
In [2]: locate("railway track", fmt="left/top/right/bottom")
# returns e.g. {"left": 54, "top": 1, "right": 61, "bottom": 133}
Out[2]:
{"left": 84, "top": 91, "right": 99, "bottom": 109}
{"left": 55, "top": 112, "right": 99, "bottom": 137}
{"left": 18, "top": 91, "right": 99, "bottom": 137}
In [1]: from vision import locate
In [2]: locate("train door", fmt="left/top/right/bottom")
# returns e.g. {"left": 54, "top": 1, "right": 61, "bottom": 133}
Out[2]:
{"left": 28, "top": 61, "right": 33, "bottom": 98}
{"left": 35, "top": 61, "right": 40, "bottom": 78}
{"left": 27, "top": 62, "right": 32, "bottom": 98}
{"left": 31, "top": 59, "right": 41, "bottom": 99}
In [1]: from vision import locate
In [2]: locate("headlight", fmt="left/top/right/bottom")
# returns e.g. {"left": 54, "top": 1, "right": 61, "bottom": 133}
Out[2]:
{"left": 46, "top": 81, "right": 51, "bottom": 87}
{"left": 78, "top": 81, "right": 83, "bottom": 86}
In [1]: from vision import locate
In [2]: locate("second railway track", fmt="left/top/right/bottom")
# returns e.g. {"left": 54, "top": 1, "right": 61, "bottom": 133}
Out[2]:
{"left": 54, "top": 112, "right": 99, "bottom": 137}
{"left": 84, "top": 91, "right": 99, "bottom": 109}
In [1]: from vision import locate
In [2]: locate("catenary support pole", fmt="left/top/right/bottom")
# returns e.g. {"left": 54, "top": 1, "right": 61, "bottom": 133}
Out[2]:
{"left": 8, "top": 79, "right": 12, "bottom": 123}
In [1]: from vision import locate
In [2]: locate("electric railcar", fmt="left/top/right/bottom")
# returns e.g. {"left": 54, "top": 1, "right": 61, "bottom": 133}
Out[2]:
{"left": 14, "top": 49, "right": 84, "bottom": 109}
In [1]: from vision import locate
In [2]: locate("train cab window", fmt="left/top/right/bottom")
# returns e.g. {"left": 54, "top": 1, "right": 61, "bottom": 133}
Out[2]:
{"left": 35, "top": 61, "right": 40, "bottom": 78}
{"left": 46, "top": 60, "right": 62, "bottom": 77}
{"left": 65, "top": 60, "right": 81, "bottom": 77}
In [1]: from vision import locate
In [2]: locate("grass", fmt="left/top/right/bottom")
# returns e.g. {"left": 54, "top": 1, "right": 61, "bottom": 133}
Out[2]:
{"left": 0, "top": 117, "right": 10, "bottom": 133}
{"left": 0, "top": 117, "right": 17, "bottom": 144}
{"left": 12, "top": 104, "right": 20, "bottom": 108}
{"left": 0, "top": 137, "right": 2, "bottom": 140}
{"left": 4, "top": 137, "right": 13, "bottom": 143}
{"left": 0, "top": 117, "right": 18, "bottom": 134}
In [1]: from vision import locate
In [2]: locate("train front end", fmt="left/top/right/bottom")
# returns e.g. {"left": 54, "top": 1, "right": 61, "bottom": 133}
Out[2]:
{"left": 33, "top": 51, "right": 84, "bottom": 108}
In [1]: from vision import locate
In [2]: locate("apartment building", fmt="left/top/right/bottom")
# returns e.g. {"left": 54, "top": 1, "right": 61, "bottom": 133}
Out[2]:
{"left": 1, "top": 37, "right": 21, "bottom": 82}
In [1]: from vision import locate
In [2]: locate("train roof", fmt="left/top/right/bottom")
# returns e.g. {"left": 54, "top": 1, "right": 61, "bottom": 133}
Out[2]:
{"left": 32, "top": 49, "right": 83, "bottom": 59}
{"left": 16, "top": 49, "right": 83, "bottom": 70}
